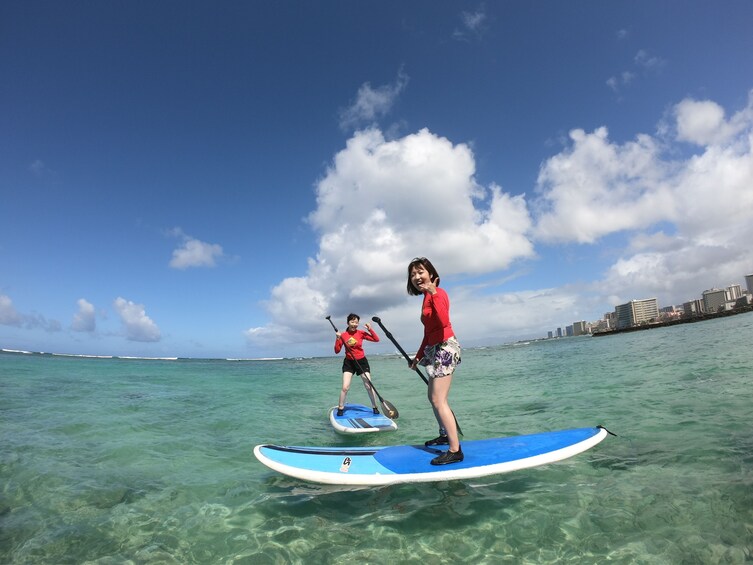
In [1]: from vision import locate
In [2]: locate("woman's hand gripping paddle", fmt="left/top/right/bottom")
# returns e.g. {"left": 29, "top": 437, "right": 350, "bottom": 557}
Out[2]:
{"left": 371, "top": 316, "right": 463, "bottom": 436}
{"left": 326, "top": 316, "right": 399, "bottom": 419}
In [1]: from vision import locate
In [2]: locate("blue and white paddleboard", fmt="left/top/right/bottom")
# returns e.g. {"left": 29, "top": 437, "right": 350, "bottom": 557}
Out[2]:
{"left": 254, "top": 426, "right": 609, "bottom": 485}
{"left": 329, "top": 403, "right": 398, "bottom": 434}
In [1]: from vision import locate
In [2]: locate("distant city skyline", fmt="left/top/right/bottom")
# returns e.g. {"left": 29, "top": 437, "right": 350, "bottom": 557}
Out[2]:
{"left": 547, "top": 272, "right": 753, "bottom": 338}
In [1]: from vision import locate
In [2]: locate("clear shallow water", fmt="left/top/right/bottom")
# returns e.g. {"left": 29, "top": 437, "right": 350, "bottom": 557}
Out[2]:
{"left": 1, "top": 313, "right": 752, "bottom": 564}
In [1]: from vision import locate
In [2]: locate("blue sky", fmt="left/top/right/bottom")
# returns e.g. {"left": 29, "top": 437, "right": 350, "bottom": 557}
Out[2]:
{"left": 2, "top": 1, "right": 753, "bottom": 359}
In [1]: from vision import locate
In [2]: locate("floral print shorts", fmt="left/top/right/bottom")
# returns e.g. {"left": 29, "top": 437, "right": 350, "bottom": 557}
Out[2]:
{"left": 419, "top": 336, "right": 461, "bottom": 378}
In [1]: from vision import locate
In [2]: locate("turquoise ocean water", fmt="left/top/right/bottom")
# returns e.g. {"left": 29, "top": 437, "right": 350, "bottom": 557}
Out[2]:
{"left": 2, "top": 313, "right": 752, "bottom": 564}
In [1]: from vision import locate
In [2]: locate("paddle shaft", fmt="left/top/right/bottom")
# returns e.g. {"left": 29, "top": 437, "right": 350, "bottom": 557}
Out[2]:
{"left": 326, "top": 316, "right": 398, "bottom": 419}
{"left": 371, "top": 316, "right": 463, "bottom": 436}
{"left": 372, "top": 318, "right": 429, "bottom": 385}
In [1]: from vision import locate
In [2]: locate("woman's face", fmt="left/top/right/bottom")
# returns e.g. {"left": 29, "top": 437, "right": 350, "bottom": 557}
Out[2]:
{"left": 410, "top": 264, "right": 431, "bottom": 292}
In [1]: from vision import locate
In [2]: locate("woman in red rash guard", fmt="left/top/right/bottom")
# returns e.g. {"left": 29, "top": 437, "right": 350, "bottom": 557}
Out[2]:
{"left": 407, "top": 257, "right": 463, "bottom": 465}
{"left": 334, "top": 313, "right": 380, "bottom": 416}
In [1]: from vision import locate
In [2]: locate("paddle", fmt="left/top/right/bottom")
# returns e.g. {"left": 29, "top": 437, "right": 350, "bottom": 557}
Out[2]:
{"left": 371, "top": 316, "right": 463, "bottom": 436}
{"left": 326, "top": 316, "right": 399, "bottom": 419}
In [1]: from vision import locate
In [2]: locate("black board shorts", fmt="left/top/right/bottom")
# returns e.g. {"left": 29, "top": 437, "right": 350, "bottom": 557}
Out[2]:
{"left": 342, "top": 357, "right": 370, "bottom": 375}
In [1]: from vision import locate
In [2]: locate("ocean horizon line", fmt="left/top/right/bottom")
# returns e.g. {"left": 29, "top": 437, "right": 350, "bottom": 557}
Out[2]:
{"left": 1, "top": 345, "right": 517, "bottom": 363}
{"left": 0, "top": 349, "right": 292, "bottom": 362}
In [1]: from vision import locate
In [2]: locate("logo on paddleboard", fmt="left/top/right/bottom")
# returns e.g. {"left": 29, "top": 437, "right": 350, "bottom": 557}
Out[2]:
{"left": 340, "top": 457, "right": 352, "bottom": 473}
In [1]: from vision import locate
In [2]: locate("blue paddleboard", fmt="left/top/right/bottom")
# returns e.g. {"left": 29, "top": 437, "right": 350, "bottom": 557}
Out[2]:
{"left": 329, "top": 403, "right": 398, "bottom": 434}
{"left": 254, "top": 426, "right": 609, "bottom": 485}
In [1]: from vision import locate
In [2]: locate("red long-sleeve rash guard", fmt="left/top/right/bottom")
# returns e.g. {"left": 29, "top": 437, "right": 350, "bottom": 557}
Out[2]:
{"left": 416, "top": 287, "right": 455, "bottom": 361}
{"left": 334, "top": 327, "right": 379, "bottom": 360}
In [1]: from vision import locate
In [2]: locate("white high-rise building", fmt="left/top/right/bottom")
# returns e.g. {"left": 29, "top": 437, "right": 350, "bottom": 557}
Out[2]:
{"left": 726, "top": 284, "right": 742, "bottom": 301}
{"left": 746, "top": 274, "right": 753, "bottom": 295}
{"left": 573, "top": 321, "right": 589, "bottom": 336}
{"left": 615, "top": 298, "right": 659, "bottom": 329}
{"left": 702, "top": 288, "right": 727, "bottom": 313}
{"left": 683, "top": 299, "right": 703, "bottom": 315}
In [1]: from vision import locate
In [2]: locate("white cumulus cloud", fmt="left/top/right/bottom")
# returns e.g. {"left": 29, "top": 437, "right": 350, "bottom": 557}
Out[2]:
{"left": 168, "top": 229, "right": 224, "bottom": 269}
{"left": 536, "top": 90, "right": 753, "bottom": 305}
{"left": 71, "top": 298, "right": 96, "bottom": 332}
{"left": 533, "top": 126, "right": 673, "bottom": 243}
{"left": 674, "top": 98, "right": 750, "bottom": 147}
{"left": 246, "top": 127, "right": 535, "bottom": 350}
{"left": 114, "top": 297, "right": 161, "bottom": 342}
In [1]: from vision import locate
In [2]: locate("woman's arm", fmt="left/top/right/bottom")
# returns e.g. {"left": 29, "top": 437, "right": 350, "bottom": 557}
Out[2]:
{"left": 362, "top": 324, "right": 380, "bottom": 342}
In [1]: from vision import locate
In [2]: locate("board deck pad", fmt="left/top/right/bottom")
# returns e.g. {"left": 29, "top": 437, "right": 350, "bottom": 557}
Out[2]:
{"left": 254, "top": 426, "right": 609, "bottom": 485}
{"left": 329, "top": 403, "right": 398, "bottom": 434}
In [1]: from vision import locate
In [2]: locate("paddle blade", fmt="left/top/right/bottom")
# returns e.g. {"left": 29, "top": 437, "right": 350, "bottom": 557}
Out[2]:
{"left": 382, "top": 400, "right": 399, "bottom": 420}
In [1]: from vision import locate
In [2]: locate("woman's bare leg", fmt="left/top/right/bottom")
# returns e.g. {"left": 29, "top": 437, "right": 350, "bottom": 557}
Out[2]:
{"left": 338, "top": 371, "right": 353, "bottom": 408}
{"left": 428, "top": 374, "right": 459, "bottom": 451}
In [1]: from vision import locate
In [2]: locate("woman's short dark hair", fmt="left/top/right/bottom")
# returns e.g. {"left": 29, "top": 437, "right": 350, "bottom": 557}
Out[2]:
{"left": 406, "top": 257, "right": 440, "bottom": 296}
{"left": 346, "top": 313, "right": 360, "bottom": 322}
